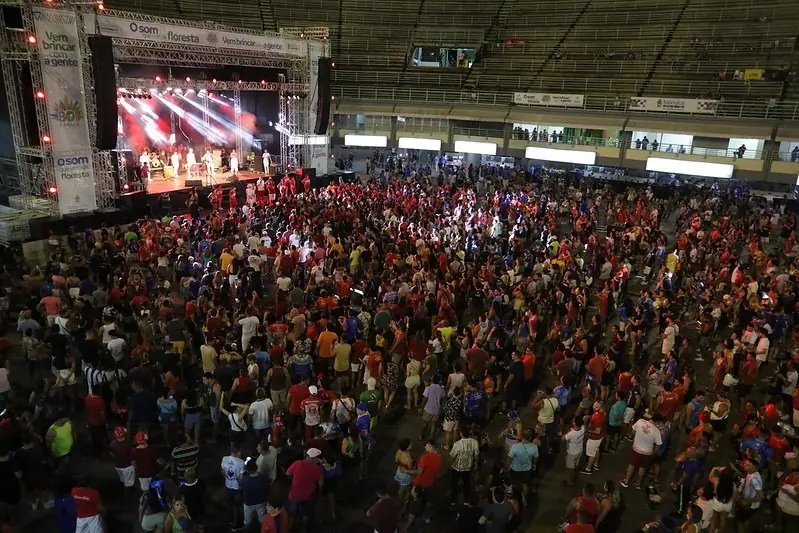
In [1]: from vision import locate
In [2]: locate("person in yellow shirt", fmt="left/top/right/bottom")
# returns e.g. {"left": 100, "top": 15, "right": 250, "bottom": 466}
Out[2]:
{"left": 665, "top": 250, "right": 679, "bottom": 273}
{"left": 349, "top": 247, "right": 361, "bottom": 276}
{"left": 220, "top": 248, "right": 234, "bottom": 273}
{"left": 436, "top": 320, "right": 455, "bottom": 350}
{"left": 330, "top": 239, "right": 344, "bottom": 259}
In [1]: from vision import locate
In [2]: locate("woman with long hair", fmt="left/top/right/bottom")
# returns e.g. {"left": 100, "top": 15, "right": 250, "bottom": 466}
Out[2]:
{"left": 393, "top": 438, "right": 416, "bottom": 503}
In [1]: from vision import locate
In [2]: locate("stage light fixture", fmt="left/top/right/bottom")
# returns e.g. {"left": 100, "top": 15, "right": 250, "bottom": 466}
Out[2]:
{"left": 97, "top": 3, "right": 105, "bottom": 10}
{"left": 122, "top": 183, "right": 130, "bottom": 191}
{"left": 27, "top": 35, "right": 37, "bottom": 44}
{"left": 238, "top": 80, "right": 242, "bottom": 84}
{"left": 155, "top": 76, "right": 162, "bottom": 82}
{"left": 331, "top": 96, "right": 336, "bottom": 100}
{"left": 41, "top": 135, "right": 51, "bottom": 143}
{"left": 331, "top": 62, "right": 335, "bottom": 68}
{"left": 212, "top": 79, "right": 217, "bottom": 83}
{"left": 166, "top": 87, "right": 172, "bottom": 92}
{"left": 268, "top": 121, "right": 273, "bottom": 126}
{"left": 300, "top": 33, "right": 305, "bottom": 38}
{"left": 261, "top": 80, "right": 266, "bottom": 84}
{"left": 48, "top": 186, "right": 57, "bottom": 194}
{"left": 35, "top": 91, "right": 45, "bottom": 99}
{"left": 185, "top": 76, "right": 191, "bottom": 82}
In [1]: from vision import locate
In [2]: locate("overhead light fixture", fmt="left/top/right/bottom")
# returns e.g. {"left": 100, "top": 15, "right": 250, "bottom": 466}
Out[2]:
{"left": 454, "top": 140, "right": 496, "bottom": 155}
{"left": 525, "top": 146, "right": 596, "bottom": 165}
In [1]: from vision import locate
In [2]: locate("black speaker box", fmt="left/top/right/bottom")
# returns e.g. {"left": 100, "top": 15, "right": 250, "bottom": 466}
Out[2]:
{"left": 185, "top": 179, "right": 203, "bottom": 187}
{"left": 89, "top": 36, "right": 118, "bottom": 150}
{"left": 314, "top": 58, "right": 331, "bottom": 135}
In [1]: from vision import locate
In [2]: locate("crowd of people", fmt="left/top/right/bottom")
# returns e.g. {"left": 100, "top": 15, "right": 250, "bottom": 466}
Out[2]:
{"left": 0, "top": 160, "right": 798, "bottom": 533}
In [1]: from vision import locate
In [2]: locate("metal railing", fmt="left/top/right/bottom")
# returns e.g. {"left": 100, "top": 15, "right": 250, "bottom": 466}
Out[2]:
{"left": 331, "top": 86, "right": 799, "bottom": 120}
{"left": 772, "top": 151, "right": 799, "bottom": 163}
{"left": 453, "top": 127, "right": 505, "bottom": 138}
{"left": 628, "top": 141, "right": 765, "bottom": 159}
{"left": 511, "top": 133, "right": 621, "bottom": 147}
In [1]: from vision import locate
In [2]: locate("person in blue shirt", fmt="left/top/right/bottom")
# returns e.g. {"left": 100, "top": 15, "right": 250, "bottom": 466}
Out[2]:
{"left": 240, "top": 459, "right": 269, "bottom": 527}
{"left": 508, "top": 429, "right": 539, "bottom": 506}
{"left": 53, "top": 475, "right": 77, "bottom": 533}
{"left": 345, "top": 310, "right": 361, "bottom": 344}
{"left": 607, "top": 390, "right": 628, "bottom": 451}
{"left": 740, "top": 428, "right": 772, "bottom": 468}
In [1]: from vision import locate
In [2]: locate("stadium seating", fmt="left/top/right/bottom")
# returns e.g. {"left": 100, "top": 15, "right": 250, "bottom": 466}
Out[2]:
{"left": 105, "top": 0, "right": 798, "bottom": 112}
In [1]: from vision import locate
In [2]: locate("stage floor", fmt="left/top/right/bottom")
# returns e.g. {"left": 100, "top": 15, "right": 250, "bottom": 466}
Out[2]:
{"left": 144, "top": 170, "right": 266, "bottom": 194}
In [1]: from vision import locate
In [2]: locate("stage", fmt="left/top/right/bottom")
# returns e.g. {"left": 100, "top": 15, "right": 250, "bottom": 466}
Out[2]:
{"left": 142, "top": 169, "right": 266, "bottom": 194}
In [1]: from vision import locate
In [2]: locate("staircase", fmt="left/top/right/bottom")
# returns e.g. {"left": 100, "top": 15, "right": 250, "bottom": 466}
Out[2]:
{"left": 526, "top": 0, "right": 594, "bottom": 87}
{"left": 461, "top": 0, "right": 508, "bottom": 89}
{"left": 635, "top": 0, "right": 691, "bottom": 96}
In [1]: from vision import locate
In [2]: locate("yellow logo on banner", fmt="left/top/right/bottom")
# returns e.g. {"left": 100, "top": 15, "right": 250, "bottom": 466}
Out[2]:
{"left": 744, "top": 69, "right": 764, "bottom": 81}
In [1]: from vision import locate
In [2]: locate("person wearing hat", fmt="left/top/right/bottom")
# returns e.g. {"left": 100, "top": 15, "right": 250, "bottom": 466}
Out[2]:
{"left": 620, "top": 410, "right": 662, "bottom": 489}
{"left": 109, "top": 426, "right": 135, "bottom": 492}
{"left": 131, "top": 430, "right": 162, "bottom": 492}
{"left": 261, "top": 496, "right": 289, "bottom": 533}
{"left": 300, "top": 385, "right": 324, "bottom": 443}
{"left": 286, "top": 448, "right": 324, "bottom": 531}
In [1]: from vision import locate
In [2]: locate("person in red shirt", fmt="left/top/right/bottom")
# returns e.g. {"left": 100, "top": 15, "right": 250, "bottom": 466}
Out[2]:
{"left": 413, "top": 440, "right": 443, "bottom": 491}
{"left": 738, "top": 352, "right": 759, "bottom": 405}
{"left": 769, "top": 426, "right": 791, "bottom": 466}
{"left": 109, "top": 426, "right": 135, "bottom": 492}
{"left": 286, "top": 449, "right": 324, "bottom": 529}
{"left": 261, "top": 498, "right": 289, "bottom": 533}
{"left": 586, "top": 352, "right": 607, "bottom": 391}
{"left": 656, "top": 382, "right": 680, "bottom": 420}
{"left": 300, "top": 386, "right": 325, "bottom": 441}
{"left": 582, "top": 402, "right": 608, "bottom": 474}
{"left": 566, "top": 484, "right": 600, "bottom": 525}
{"left": 287, "top": 377, "right": 311, "bottom": 441}
{"left": 763, "top": 401, "right": 780, "bottom": 430}
{"left": 131, "top": 431, "right": 161, "bottom": 492}
{"left": 84, "top": 391, "right": 106, "bottom": 455}
{"left": 72, "top": 483, "right": 104, "bottom": 533}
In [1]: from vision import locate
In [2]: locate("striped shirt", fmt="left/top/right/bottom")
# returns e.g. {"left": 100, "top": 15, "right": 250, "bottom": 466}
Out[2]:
{"left": 450, "top": 437, "right": 479, "bottom": 472}
{"left": 172, "top": 443, "right": 200, "bottom": 482}
{"left": 82, "top": 366, "right": 127, "bottom": 395}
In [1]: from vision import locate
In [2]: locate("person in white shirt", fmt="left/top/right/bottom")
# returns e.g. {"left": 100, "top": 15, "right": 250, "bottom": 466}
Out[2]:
{"left": 185, "top": 148, "right": 196, "bottom": 176}
{"left": 247, "top": 233, "right": 261, "bottom": 252}
{"left": 232, "top": 240, "right": 246, "bottom": 259}
{"left": 248, "top": 388, "right": 273, "bottom": 437}
{"left": 621, "top": 411, "right": 662, "bottom": 488}
{"left": 661, "top": 318, "right": 678, "bottom": 355}
{"left": 238, "top": 311, "right": 260, "bottom": 353}
{"left": 755, "top": 328, "right": 771, "bottom": 366}
{"left": 563, "top": 417, "right": 586, "bottom": 486}
{"left": 221, "top": 444, "right": 246, "bottom": 525}
{"left": 230, "top": 150, "right": 239, "bottom": 174}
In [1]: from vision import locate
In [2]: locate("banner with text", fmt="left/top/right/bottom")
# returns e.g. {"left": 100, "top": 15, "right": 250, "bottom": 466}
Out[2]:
{"left": 513, "top": 92, "right": 585, "bottom": 108}
{"left": 33, "top": 7, "right": 97, "bottom": 215}
{"left": 628, "top": 97, "right": 719, "bottom": 115}
{"left": 92, "top": 14, "right": 307, "bottom": 58}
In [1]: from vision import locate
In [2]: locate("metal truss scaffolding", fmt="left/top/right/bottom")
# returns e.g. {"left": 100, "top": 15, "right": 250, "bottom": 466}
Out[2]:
{"left": 0, "top": 1, "right": 115, "bottom": 217}
{"left": 105, "top": 9, "right": 313, "bottom": 178}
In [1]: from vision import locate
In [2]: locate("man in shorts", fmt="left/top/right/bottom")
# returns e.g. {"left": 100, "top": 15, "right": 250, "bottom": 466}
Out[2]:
{"left": 109, "top": 426, "right": 135, "bottom": 493}
{"left": 563, "top": 417, "right": 586, "bottom": 486}
{"left": 581, "top": 402, "right": 607, "bottom": 475}
{"left": 621, "top": 410, "right": 662, "bottom": 488}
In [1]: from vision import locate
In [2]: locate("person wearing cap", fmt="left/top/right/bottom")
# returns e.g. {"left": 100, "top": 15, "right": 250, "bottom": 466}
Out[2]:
{"left": 300, "top": 385, "right": 324, "bottom": 442}
{"left": 109, "top": 426, "right": 135, "bottom": 493}
{"left": 286, "top": 448, "right": 324, "bottom": 531}
{"left": 131, "top": 430, "right": 162, "bottom": 492}
{"left": 620, "top": 410, "right": 662, "bottom": 489}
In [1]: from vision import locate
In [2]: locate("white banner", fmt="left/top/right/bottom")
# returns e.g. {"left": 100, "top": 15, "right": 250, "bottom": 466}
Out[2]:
{"left": 33, "top": 7, "right": 97, "bottom": 215}
{"left": 53, "top": 152, "right": 99, "bottom": 213}
{"left": 628, "top": 97, "right": 718, "bottom": 115}
{"left": 92, "top": 14, "right": 306, "bottom": 57}
{"left": 513, "top": 92, "right": 585, "bottom": 108}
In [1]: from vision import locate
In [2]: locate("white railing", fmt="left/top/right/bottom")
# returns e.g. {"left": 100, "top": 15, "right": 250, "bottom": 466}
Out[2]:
{"left": 332, "top": 86, "right": 799, "bottom": 120}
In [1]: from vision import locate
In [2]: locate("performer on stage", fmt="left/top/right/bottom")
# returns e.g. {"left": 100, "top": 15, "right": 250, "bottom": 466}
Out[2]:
{"left": 186, "top": 148, "right": 197, "bottom": 177}
{"left": 262, "top": 150, "right": 271, "bottom": 176}
{"left": 230, "top": 150, "right": 239, "bottom": 175}
{"left": 202, "top": 149, "right": 214, "bottom": 185}
{"left": 139, "top": 150, "right": 151, "bottom": 180}
{"left": 170, "top": 150, "right": 181, "bottom": 179}
{"left": 303, "top": 173, "right": 311, "bottom": 194}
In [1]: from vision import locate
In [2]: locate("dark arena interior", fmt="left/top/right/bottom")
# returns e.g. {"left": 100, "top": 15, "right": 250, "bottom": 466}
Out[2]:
{"left": 1, "top": 1, "right": 799, "bottom": 533}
